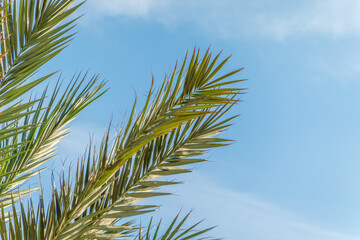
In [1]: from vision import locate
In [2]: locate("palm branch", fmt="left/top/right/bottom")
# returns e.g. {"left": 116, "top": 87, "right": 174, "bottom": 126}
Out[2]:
{"left": 0, "top": 0, "right": 106, "bottom": 205}
{"left": 0, "top": 1, "right": 245, "bottom": 239}
{"left": 135, "top": 211, "right": 219, "bottom": 240}
{"left": 0, "top": 48, "right": 244, "bottom": 239}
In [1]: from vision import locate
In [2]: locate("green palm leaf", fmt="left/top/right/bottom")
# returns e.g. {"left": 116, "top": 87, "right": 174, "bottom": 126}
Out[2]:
{"left": 0, "top": 73, "right": 106, "bottom": 206}
{"left": 0, "top": 1, "right": 244, "bottom": 239}
{"left": 0, "top": 0, "right": 106, "bottom": 204}
{"left": 0, "top": 49, "right": 243, "bottom": 239}
{"left": 136, "top": 211, "right": 218, "bottom": 240}
{"left": 0, "top": 0, "right": 83, "bottom": 115}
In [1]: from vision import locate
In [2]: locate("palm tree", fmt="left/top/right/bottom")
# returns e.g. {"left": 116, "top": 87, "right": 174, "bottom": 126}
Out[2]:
{"left": 0, "top": 0, "right": 244, "bottom": 239}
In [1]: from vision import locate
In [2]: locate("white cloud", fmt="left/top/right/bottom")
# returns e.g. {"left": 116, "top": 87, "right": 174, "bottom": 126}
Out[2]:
{"left": 150, "top": 173, "right": 360, "bottom": 240}
{"left": 85, "top": 0, "right": 360, "bottom": 40}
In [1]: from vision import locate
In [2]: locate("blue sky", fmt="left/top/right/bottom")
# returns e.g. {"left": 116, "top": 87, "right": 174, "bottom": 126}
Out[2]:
{"left": 41, "top": 0, "right": 360, "bottom": 239}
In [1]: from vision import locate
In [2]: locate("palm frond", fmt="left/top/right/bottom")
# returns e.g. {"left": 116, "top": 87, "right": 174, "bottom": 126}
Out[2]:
{"left": 0, "top": 73, "right": 106, "bottom": 205}
{"left": 0, "top": 0, "right": 83, "bottom": 123}
{"left": 3, "top": 48, "right": 242, "bottom": 239}
{"left": 0, "top": 0, "right": 87, "bottom": 201}
{"left": 0, "top": 0, "right": 82, "bottom": 87}
{"left": 0, "top": 1, "right": 244, "bottom": 239}
{"left": 0, "top": 48, "right": 242, "bottom": 240}
{"left": 136, "top": 211, "right": 219, "bottom": 240}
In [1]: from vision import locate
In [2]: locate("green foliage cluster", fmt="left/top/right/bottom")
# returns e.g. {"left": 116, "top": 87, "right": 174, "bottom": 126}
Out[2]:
{"left": 0, "top": 1, "right": 244, "bottom": 239}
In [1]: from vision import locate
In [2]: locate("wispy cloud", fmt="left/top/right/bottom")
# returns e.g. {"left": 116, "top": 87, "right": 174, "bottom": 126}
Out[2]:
{"left": 85, "top": 0, "right": 360, "bottom": 40}
{"left": 152, "top": 174, "right": 360, "bottom": 240}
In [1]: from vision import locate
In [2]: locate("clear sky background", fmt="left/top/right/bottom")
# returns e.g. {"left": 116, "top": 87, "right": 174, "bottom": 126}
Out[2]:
{"left": 40, "top": 0, "right": 360, "bottom": 239}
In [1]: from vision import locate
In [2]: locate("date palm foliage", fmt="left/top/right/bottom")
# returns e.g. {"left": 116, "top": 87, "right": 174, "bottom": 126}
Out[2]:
{"left": 0, "top": 0, "right": 244, "bottom": 239}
